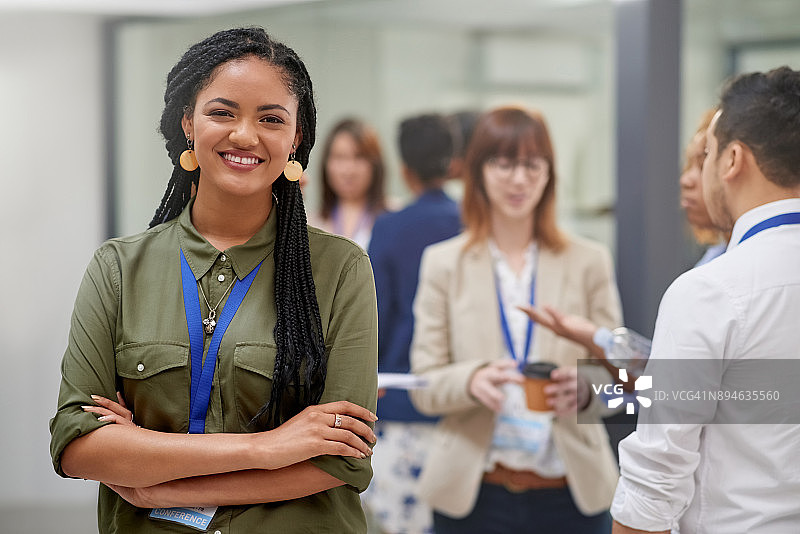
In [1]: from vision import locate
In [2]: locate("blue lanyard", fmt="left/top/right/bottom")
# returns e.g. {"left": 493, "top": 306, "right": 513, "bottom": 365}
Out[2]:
{"left": 495, "top": 273, "right": 535, "bottom": 370}
{"left": 738, "top": 212, "right": 800, "bottom": 244}
{"left": 180, "top": 249, "right": 262, "bottom": 434}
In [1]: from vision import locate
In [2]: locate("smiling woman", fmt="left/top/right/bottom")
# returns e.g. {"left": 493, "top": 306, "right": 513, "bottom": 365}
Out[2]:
{"left": 185, "top": 61, "right": 299, "bottom": 207}
{"left": 49, "top": 27, "right": 378, "bottom": 534}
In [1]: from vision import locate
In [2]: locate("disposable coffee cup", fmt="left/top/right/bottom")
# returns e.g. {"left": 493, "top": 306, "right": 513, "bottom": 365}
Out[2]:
{"left": 522, "top": 362, "right": 558, "bottom": 412}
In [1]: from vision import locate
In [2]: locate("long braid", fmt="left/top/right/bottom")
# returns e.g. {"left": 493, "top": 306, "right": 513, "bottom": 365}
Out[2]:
{"left": 256, "top": 42, "right": 326, "bottom": 426}
{"left": 151, "top": 27, "right": 326, "bottom": 430}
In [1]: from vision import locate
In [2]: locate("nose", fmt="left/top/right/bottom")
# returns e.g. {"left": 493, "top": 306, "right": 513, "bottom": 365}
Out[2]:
{"left": 679, "top": 168, "right": 696, "bottom": 190}
{"left": 229, "top": 120, "right": 258, "bottom": 148}
{"left": 508, "top": 164, "right": 530, "bottom": 185}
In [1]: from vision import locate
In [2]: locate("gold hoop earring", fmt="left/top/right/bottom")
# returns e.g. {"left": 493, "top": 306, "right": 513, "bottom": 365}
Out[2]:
{"left": 180, "top": 135, "right": 199, "bottom": 171}
{"left": 284, "top": 145, "right": 303, "bottom": 181}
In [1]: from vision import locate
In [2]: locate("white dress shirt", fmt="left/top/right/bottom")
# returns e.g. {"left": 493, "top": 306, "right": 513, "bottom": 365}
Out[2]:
{"left": 611, "top": 198, "right": 800, "bottom": 533}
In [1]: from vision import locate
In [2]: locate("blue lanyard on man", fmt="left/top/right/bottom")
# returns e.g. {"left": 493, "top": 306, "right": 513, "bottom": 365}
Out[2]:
{"left": 738, "top": 212, "right": 800, "bottom": 244}
{"left": 180, "top": 249, "right": 263, "bottom": 434}
{"left": 495, "top": 273, "right": 535, "bottom": 372}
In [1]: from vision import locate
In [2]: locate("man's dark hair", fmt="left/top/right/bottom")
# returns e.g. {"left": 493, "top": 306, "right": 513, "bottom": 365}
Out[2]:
{"left": 151, "top": 27, "right": 325, "bottom": 430}
{"left": 449, "top": 110, "right": 482, "bottom": 159}
{"left": 398, "top": 113, "right": 454, "bottom": 187}
{"left": 716, "top": 66, "right": 800, "bottom": 188}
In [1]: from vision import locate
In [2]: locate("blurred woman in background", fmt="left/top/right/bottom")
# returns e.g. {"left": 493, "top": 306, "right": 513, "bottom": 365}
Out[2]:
{"left": 410, "top": 106, "right": 621, "bottom": 534}
{"left": 679, "top": 108, "right": 731, "bottom": 266}
{"left": 312, "top": 118, "right": 387, "bottom": 250}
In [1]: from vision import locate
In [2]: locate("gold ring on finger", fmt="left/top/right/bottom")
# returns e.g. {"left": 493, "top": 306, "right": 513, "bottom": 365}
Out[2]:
{"left": 334, "top": 413, "right": 343, "bottom": 428}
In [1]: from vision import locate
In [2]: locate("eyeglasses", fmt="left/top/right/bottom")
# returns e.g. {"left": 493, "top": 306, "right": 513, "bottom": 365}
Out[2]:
{"left": 485, "top": 157, "right": 548, "bottom": 180}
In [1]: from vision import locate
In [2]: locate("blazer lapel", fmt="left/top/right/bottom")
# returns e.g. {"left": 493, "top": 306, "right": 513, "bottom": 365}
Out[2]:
{"left": 534, "top": 246, "right": 566, "bottom": 363}
{"left": 459, "top": 243, "right": 505, "bottom": 362}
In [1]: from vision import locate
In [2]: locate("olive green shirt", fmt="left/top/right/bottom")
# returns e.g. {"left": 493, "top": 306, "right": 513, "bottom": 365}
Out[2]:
{"left": 50, "top": 199, "right": 378, "bottom": 533}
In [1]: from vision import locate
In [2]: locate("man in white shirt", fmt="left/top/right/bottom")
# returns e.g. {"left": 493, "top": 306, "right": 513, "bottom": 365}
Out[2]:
{"left": 611, "top": 67, "right": 800, "bottom": 533}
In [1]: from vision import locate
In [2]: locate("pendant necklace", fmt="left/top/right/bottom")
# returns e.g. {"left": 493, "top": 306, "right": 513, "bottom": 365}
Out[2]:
{"left": 198, "top": 278, "right": 236, "bottom": 335}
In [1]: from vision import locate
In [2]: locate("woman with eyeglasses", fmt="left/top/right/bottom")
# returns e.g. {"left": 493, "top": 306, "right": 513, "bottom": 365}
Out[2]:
{"left": 409, "top": 106, "right": 622, "bottom": 533}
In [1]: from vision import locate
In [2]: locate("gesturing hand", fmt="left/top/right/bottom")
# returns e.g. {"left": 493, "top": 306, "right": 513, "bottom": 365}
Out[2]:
{"left": 518, "top": 305, "right": 599, "bottom": 354}
{"left": 468, "top": 359, "right": 524, "bottom": 412}
{"left": 257, "top": 401, "right": 378, "bottom": 470}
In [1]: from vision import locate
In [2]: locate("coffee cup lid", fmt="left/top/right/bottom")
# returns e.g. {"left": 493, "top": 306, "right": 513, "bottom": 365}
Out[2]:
{"left": 522, "top": 361, "right": 557, "bottom": 379}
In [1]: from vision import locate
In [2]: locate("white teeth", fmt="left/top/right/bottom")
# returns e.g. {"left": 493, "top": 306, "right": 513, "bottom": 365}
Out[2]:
{"left": 223, "top": 153, "right": 259, "bottom": 165}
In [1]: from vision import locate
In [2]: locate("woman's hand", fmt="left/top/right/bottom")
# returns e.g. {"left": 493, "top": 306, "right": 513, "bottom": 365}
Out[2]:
{"left": 543, "top": 366, "right": 590, "bottom": 417}
{"left": 83, "top": 392, "right": 137, "bottom": 426}
{"left": 468, "top": 359, "right": 524, "bottom": 412}
{"left": 256, "top": 401, "right": 378, "bottom": 470}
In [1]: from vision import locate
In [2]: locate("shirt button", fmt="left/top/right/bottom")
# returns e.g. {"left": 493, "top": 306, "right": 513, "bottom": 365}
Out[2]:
{"left": 217, "top": 274, "right": 225, "bottom": 282}
{"left": 214, "top": 531, "right": 222, "bottom": 534}
{"left": 136, "top": 363, "right": 145, "bottom": 372}
{"left": 220, "top": 254, "right": 227, "bottom": 262}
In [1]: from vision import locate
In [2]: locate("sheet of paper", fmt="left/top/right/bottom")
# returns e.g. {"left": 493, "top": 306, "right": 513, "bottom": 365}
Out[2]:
{"left": 377, "top": 373, "right": 429, "bottom": 390}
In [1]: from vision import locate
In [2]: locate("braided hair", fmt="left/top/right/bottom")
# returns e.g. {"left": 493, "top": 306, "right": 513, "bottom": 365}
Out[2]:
{"left": 150, "top": 27, "right": 325, "bottom": 429}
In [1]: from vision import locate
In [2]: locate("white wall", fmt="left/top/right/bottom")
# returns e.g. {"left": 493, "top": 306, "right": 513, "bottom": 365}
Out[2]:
{"left": 0, "top": 11, "right": 105, "bottom": 517}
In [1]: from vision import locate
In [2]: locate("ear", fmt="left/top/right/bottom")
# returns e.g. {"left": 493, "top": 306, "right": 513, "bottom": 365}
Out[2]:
{"left": 401, "top": 164, "right": 422, "bottom": 192}
{"left": 448, "top": 157, "right": 464, "bottom": 180}
{"left": 293, "top": 127, "right": 303, "bottom": 154}
{"left": 720, "top": 141, "right": 745, "bottom": 185}
{"left": 181, "top": 113, "right": 193, "bottom": 140}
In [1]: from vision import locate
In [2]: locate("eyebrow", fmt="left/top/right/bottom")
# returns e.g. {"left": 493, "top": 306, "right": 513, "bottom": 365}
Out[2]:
{"left": 205, "top": 97, "right": 290, "bottom": 115}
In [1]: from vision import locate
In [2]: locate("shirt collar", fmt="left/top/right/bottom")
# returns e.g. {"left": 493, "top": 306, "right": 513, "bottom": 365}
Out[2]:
{"left": 177, "top": 196, "right": 277, "bottom": 281}
{"left": 418, "top": 188, "right": 449, "bottom": 202}
{"left": 488, "top": 240, "right": 538, "bottom": 283}
{"left": 727, "top": 198, "right": 800, "bottom": 252}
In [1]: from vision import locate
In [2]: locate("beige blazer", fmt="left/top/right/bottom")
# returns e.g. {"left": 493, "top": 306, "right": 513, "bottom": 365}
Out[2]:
{"left": 410, "top": 233, "right": 623, "bottom": 518}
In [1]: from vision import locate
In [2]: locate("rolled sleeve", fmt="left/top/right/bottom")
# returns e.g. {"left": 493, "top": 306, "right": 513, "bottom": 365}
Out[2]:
{"left": 611, "top": 422, "right": 702, "bottom": 531}
{"left": 50, "top": 247, "right": 120, "bottom": 477}
{"left": 611, "top": 476, "right": 679, "bottom": 532}
{"left": 312, "top": 253, "right": 378, "bottom": 492}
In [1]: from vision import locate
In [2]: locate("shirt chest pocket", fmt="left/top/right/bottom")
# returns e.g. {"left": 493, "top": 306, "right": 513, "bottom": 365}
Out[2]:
{"left": 233, "top": 342, "right": 282, "bottom": 430}
{"left": 116, "top": 342, "right": 190, "bottom": 433}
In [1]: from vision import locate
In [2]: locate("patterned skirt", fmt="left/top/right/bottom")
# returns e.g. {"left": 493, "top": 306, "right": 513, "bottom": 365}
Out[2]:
{"left": 362, "top": 421, "right": 436, "bottom": 534}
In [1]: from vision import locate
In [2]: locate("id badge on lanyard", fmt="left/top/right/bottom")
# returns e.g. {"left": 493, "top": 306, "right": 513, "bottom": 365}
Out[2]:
{"left": 148, "top": 249, "right": 262, "bottom": 529}
{"left": 150, "top": 507, "right": 218, "bottom": 531}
